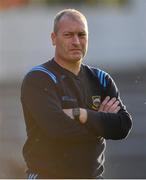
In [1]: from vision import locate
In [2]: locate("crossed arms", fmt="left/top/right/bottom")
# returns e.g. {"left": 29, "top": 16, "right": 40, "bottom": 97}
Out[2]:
{"left": 63, "top": 96, "right": 121, "bottom": 124}
{"left": 21, "top": 72, "right": 132, "bottom": 140}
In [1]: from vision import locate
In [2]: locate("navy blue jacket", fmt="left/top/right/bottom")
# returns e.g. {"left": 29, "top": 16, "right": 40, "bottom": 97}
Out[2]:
{"left": 21, "top": 59, "right": 132, "bottom": 178}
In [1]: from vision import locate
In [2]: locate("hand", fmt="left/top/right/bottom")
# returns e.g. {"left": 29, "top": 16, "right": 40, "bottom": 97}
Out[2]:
{"left": 63, "top": 109, "right": 74, "bottom": 119}
{"left": 98, "top": 96, "right": 121, "bottom": 113}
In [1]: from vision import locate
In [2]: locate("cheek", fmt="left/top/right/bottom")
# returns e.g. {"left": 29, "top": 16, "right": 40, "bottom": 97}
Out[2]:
{"left": 81, "top": 38, "right": 87, "bottom": 46}
{"left": 61, "top": 41, "right": 69, "bottom": 52}
{"left": 57, "top": 41, "right": 68, "bottom": 55}
{"left": 60, "top": 43, "right": 66, "bottom": 52}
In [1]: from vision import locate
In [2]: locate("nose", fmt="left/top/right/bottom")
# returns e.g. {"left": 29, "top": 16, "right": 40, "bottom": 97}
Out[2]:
{"left": 72, "top": 35, "right": 80, "bottom": 45}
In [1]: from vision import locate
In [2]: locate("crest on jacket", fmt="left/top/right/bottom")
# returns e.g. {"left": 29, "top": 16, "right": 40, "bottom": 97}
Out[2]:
{"left": 92, "top": 96, "right": 101, "bottom": 110}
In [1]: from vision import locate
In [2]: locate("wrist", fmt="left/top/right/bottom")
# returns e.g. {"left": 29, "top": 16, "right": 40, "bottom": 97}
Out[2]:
{"left": 72, "top": 108, "right": 80, "bottom": 121}
{"left": 72, "top": 108, "right": 88, "bottom": 124}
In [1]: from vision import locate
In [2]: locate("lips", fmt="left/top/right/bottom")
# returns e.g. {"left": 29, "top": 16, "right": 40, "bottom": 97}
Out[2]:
{"left": 70, "top": 49, "right": 81, "bottom": 51}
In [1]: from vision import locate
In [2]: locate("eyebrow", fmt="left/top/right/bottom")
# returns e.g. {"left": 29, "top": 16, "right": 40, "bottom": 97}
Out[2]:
{"left": 63, "top": 30, "right": 87, "bottom": 34}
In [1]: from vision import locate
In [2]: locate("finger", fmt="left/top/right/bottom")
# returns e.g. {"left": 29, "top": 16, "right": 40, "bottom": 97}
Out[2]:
{"left": 98, "top": 96, "right": 110, "bottom": 112}
{"left": 98, "top": 105, "right": 104, "bottom": 112}
{"left": 63, "top": 109, "right": 68, "bottom": 113}
{"left": 63, "top": 109, "right": 73, "bottom": 118}
{"left": 113, "top": 106, "right": 121, "bottom": 113}
{"left": 104, "top": 97, "right": 117, "bottom": 111}
{"left": 101, "top": 96, "right": 110, "bottom": 106}
{"left": 108, "top": 100, "right": 120, "bottom": 112}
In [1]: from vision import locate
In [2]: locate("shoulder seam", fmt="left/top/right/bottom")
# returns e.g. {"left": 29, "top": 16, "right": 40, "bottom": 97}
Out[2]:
{"left": 92, "top": 68, "right": 108, "bottom": 89}
{"left": 29, "top": 65, "right": 58, "bottom": 84}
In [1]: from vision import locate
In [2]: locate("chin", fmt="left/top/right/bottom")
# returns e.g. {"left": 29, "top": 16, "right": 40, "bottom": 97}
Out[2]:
{"left": 71, "top": 58, "right": 82, "bottom": 63}
{"left": 70, "top": 55, "right": 83, "bottom": 62}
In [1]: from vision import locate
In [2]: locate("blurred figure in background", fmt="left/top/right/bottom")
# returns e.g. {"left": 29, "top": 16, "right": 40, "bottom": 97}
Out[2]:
{"left": 21, "top": 9, "right": 132, "bottom": 179}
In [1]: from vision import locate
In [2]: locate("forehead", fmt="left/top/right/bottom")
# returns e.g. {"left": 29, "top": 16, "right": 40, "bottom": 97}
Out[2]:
{"left": 57, "top": 16, "right": 87, "bottom": 33}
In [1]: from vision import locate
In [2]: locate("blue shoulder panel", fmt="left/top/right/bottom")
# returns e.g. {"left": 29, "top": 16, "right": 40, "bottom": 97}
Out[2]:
{"left": 29, "top": 65, "right": 58, "bottom": 84}
{"left": 96, "top": 69, "right": 107, "bottom": 88}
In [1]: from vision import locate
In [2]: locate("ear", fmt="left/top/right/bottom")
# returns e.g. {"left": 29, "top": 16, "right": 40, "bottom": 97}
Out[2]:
{"left": 51, "top": 32, "right": 56, "bottom": 46}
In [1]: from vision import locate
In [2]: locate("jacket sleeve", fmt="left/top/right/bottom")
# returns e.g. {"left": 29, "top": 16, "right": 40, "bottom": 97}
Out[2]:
{"left": 86, "top": 73, "right": 132, "bottom": 140}
{"left": 21, "top": 71, "right": 95, "bottom": 141}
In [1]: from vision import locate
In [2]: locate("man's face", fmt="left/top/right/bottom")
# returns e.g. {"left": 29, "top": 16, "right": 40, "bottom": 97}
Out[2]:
{"left": 51, "top": 16, "right": 88, "bottom": 64}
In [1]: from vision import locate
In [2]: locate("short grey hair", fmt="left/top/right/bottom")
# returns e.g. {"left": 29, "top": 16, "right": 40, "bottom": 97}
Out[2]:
{"left": 53, "top": 9, "right": 88, "bottom": 33}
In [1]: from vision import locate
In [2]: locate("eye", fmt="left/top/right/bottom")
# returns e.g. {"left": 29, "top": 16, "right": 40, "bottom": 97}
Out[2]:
{"left": 78, "top": 32, "right": 87, "bottom": 38}
{"left": 64, "top": 33, "right": 72, "bottom": 38}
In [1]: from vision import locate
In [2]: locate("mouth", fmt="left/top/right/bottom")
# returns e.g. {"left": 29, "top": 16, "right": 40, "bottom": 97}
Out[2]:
{"left": 70, "top": 49, "right": 81, "bottom": 52}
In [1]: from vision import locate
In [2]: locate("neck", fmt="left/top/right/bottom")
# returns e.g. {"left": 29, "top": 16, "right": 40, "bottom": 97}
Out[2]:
{"left": 54, "top": 58, "right": 82, "bottom": 75}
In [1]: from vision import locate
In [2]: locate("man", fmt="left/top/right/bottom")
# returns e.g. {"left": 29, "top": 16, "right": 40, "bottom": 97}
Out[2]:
{"left": 21, "top": 9, "right": 132, "bottom": 179}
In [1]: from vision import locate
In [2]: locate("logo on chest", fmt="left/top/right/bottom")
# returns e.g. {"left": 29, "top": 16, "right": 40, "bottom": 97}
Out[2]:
{"left": 91, "top": 96, "right": 101, "bottom": 110}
